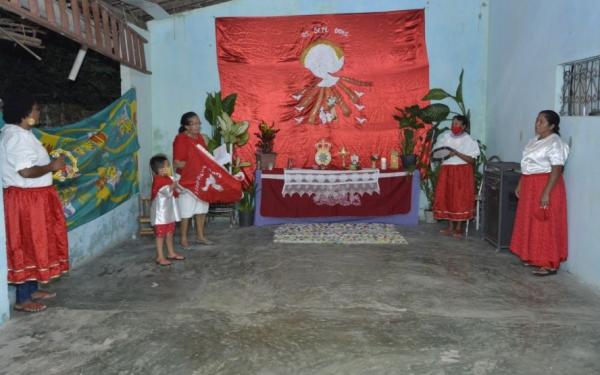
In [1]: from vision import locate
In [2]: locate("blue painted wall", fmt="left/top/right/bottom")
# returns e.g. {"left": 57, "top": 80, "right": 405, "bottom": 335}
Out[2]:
{"left": 146, "top": 0, "right": 490, "bottom": 162}
{"left": 486, "top": 0, "right": 600, "bottom": 288}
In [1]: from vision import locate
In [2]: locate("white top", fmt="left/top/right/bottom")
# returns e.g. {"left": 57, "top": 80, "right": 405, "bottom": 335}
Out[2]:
{"left": 0, "top": 124, "right": 52, "bottom": 188}
{"left": 150, "top": 182, "right": 181, "bottom": 225}
{"left": 521, "top": 133, "right": 569, "bottom": 175}
{"left": 434, "top": 131, "right": 480, "bottom": 165}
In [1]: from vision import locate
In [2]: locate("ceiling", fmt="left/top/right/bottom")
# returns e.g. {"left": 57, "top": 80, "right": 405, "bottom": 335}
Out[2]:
{"left": 109, "top": 0, "right": 232, "bottom": 27}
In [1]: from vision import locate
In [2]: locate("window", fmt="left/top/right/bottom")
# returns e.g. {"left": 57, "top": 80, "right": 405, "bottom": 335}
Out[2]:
{"left": 560, "top": 56, "right": 600, "bottom": 116}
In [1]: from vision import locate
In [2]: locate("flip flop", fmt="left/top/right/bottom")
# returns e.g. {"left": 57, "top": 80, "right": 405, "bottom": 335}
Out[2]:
{"left": 533, "top": 268, "right": 557, "bottom": 277}
{"left": 155, "top": 259, "right": 172, "bottom": 266}
{"left": 180, "top": 244, "right": 193, "bottom": 250}
{"left": 167, "top": 254, "right": 185, "bottom": 261}
{"left": 14, "top": 301, "right": 47, "bottom": 313}
{"left": 196, "top": 239, "right": 214, "bottom": 245}
{"left": 439, "top": 228, "right": 453, "bottom": 236}
{"left": 31, "top": 290, "right": 57, "bottom": 301}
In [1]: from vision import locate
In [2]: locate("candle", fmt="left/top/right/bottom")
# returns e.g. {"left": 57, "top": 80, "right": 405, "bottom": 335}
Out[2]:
{"left": 380, "top": 157, "right": 387, "bottom": 170}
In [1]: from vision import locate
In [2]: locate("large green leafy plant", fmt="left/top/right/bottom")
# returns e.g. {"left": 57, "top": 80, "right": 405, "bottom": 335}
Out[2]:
{"left": 217, "top": 112, "right": 250, "bottom": 153}
{"left": 419, "top": 69, "right": 487, "bottom": 210}
{"left": 204, "top": 92, "right": 237, "bottom": 152}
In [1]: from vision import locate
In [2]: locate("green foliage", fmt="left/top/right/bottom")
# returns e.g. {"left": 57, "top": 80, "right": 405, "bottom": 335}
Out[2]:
{"left": 231, "top": 157, "right": 252, "bottom": 176}
{"left": 394, "top": 103, "right": 450, "bottom": 157}
{"left": 393, "top": 105, "right": 424, "bottom": 156}
{"left": 204, "top": 92, "right": 237, "bottom": 152}
{"left": 217, "top": 112, "right": 249, "bottom": 148}
{"left": 419, "top": 69, "right": 488, "bottom": 210}
{"left": 255, "top": 121, "right": 280, "bottom": 153}
{"left": 420, "top": 162, "right": 442, "bottom": 210}
{"left": 239, "top": 180, "right": 256, "bottom": 212}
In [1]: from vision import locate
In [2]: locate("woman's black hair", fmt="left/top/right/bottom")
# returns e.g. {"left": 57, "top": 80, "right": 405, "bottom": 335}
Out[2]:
{"left": 178, "top": 111, "right": 199, "bottom": 133}
{"left": 2, "top": 94, "right": 37, "bottom": 124}
{"left": 452, "top": 114, "right": 470, "bottom": 132}
{"left": 539, "top": 110, "right": 560, "bottom": 135}
{"left": 149, "top": 154, "right": 168, "bottom": 174}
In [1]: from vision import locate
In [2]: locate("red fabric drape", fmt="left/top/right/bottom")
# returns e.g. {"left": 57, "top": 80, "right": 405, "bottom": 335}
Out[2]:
{"left": 216, "top": 10, "right": 429, "bottom": 170}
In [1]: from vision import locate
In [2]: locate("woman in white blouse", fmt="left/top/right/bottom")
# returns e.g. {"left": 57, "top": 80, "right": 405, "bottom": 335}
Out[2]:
{"left": 510, "top": 110, "right": 569, "bottom": 276}
{"left": 0, "top": 95, "right": 68, "bottom": 312}
{"left": 433, "top": 115, "right": 480, "bottom": 238}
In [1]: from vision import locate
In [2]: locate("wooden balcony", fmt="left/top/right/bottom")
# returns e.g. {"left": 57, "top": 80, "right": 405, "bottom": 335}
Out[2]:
{"left": 0, "top": 0, "right": 149, "bottom": 73}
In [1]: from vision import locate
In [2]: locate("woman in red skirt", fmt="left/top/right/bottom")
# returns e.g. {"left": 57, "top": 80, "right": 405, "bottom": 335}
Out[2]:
{"left": 0, "top": 94, "right": 68, "bottom": 312}
{"left": 433, "top": 115, "right": 480, "bottom": 238}
{"left": 510, "top": 110, "right": 569, "bottom": 276}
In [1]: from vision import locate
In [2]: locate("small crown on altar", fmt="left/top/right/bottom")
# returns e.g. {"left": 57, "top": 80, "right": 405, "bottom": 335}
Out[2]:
{"left": 315, "top": 139, "right": 332, "bottom": 151}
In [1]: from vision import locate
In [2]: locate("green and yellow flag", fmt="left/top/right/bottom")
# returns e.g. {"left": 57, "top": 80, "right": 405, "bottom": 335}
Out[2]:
{"left": 34, "top": 89, "right": 140, "bottom": 230}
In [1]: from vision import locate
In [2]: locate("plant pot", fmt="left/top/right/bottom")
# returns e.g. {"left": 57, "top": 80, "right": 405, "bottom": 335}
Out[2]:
{"left": 424, "top": 209, "right": 436, "bottom": 224}
{"left": 238, "top": 209, "right": 255, "bottom": 227}
{"left": 400, "top": 154, "right": 417, "bottom": 169}
{"left": 256, "top": 152, "right": 277, "bottom": 170}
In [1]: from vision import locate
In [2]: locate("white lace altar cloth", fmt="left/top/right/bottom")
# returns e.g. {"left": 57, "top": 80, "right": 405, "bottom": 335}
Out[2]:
{"left": 282, "top": 169, "right": 380, "bottom": 207}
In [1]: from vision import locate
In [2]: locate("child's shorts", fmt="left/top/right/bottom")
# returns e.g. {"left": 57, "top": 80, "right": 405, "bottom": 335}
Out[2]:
{"left": 154, "top": 222, "right": 176, "bottom": 238}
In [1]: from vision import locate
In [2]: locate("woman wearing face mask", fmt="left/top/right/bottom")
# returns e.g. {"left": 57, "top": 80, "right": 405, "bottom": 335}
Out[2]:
{"left": 173, "top": 112, "right": 213, "bottom": 249}
{"left": 433, "top": 115, "right": 480, "bottom": 238}
{"left": 510, "top": 110, "right": 569, "bottom": 276}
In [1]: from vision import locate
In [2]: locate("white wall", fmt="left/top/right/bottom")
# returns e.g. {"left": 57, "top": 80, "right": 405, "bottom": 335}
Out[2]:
{"left": 121, "top": 25, "right": 153, "bottom": 197}
{"left": 146, "top": 0, "right": 490, "bottom": 161}
{"left": 486, "top": 0, "right": 600, "bottom": 288}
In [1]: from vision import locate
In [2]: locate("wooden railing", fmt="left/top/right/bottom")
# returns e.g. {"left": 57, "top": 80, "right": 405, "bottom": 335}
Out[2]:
{"left": 0, "top": 0, "right": 149, "bottom": 73}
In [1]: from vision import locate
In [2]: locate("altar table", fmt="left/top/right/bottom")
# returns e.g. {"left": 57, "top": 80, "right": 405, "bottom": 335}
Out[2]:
{"left": 254, "top": 168, "right": 420, "bottom": 226}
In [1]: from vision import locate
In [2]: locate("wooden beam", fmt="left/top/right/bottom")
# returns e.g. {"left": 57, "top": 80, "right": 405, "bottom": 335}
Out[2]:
{"left": 100, "top": 6, "right": 112, "bottom": 54}
{"left": 44, "top": 0, "right": 56, "bottom": 25}
{"left": 109, "top": 11, "right": 119, "bottom": 56}
{"left": 91, "top": 0, "right": 103, "bottom": 49}
{"left": 71, "top": 0, "right": 81, "bottom": 37}
{"left": 81, "top": 0, "right": 93, "bottom": 45}
{"left": 58, "top": 0, "right": 68, "bottom": 31}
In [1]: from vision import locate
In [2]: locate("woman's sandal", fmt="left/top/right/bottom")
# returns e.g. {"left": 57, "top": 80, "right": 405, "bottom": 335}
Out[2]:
{"left": 439, "top": 228, "right": 453, "bottom": 236}
{"left": 532, "top": 267, "right": 558, "bottom": 276}
{"left": 155, "top": 259, "right": 172, "bottom": 266}
{"left": 195, "top": 238, "right": 214, "bottom": 245}
{"left": 452, "top": 229, "right": 463, "bottom": 239}
{"left": 31, "top": 290, "right": 56, "bottom": 301}
{"left": 14, "top": 301, "right": 47, "bottom": 313}
{"left": 167, "top": 254, "right": 185, "bottom": 261}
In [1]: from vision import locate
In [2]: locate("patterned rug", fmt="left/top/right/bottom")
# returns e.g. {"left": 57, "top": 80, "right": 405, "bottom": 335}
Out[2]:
{"left": 273, "top": 223, "right": 408, "bottom": 245}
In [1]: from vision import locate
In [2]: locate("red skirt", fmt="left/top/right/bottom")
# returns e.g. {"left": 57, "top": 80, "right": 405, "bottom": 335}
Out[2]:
{"left": 433, "top": 164, "right": 475, "bottom": 221}
{"left": 4, "top": 186, "right": 69, "bottom": 284}
{"left": 154, "top": 222, "right": 176, "bottom": 238}
{"left": 510, "top": 173, "right": 567, "bottom": 269}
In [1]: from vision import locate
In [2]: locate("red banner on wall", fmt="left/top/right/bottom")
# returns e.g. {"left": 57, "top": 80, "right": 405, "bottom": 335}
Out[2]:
{"left": 216, "top": 10, "right": 429, "bottom": 169}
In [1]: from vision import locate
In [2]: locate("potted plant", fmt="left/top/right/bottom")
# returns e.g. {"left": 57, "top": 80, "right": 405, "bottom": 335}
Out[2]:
{"left": 238, "top": 180, "right": 256, "bottom": 227}
{"left": 255, "top": 121, "right": 280, "bottom": 169}
{"left": 394, "top": 105, "right": 423, "bottom": 170}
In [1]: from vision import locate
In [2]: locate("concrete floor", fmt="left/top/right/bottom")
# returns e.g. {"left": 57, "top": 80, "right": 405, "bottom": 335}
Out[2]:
{"left": 0, "top": 221, "right": 599, "bottom": 375}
